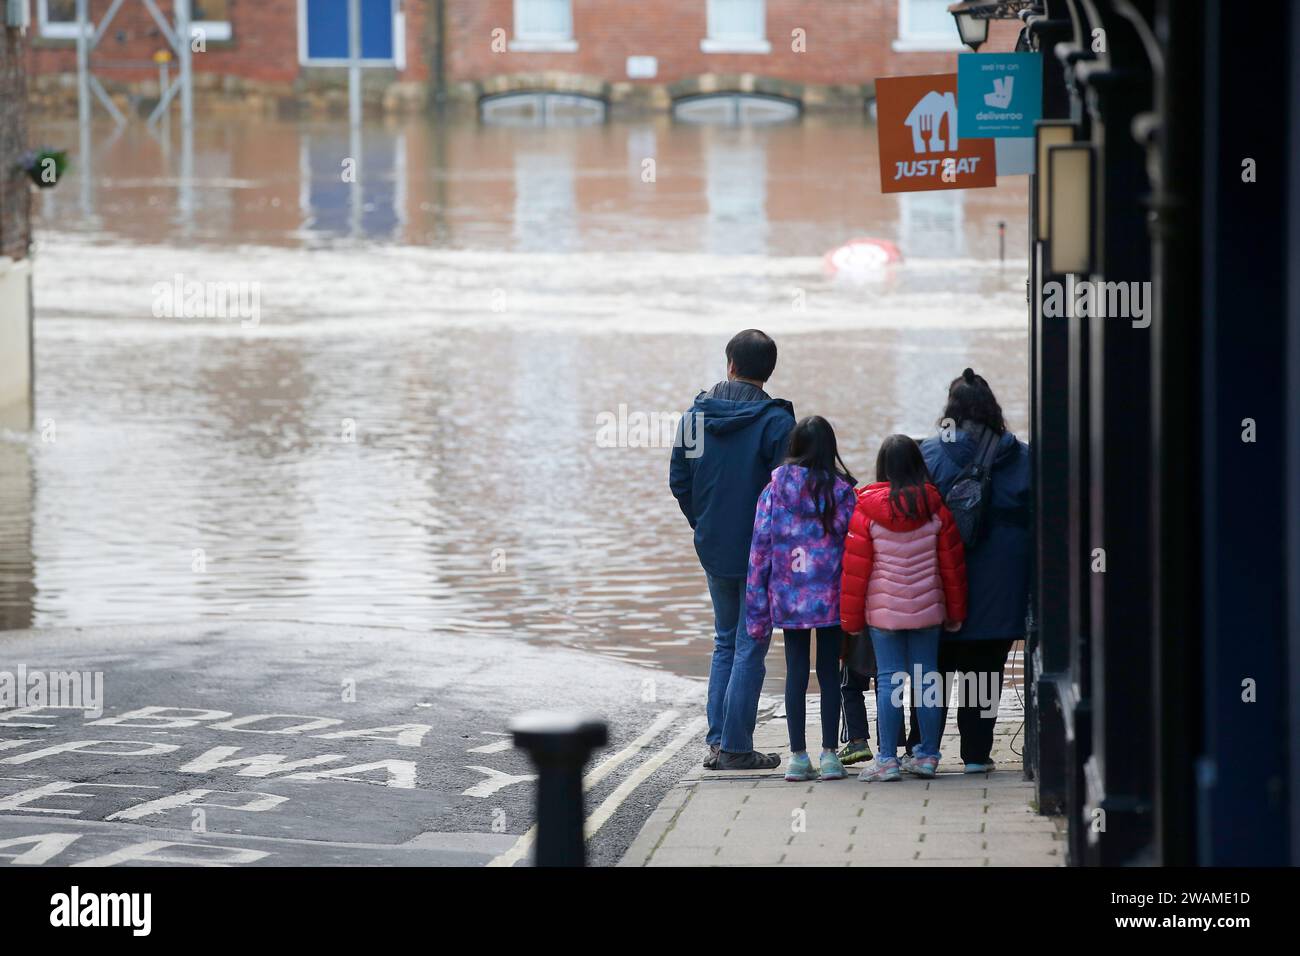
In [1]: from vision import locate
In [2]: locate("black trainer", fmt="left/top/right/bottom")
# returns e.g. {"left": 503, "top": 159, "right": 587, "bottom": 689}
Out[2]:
{"left": 714, "top": 750, "right": 781, "bottom": 771}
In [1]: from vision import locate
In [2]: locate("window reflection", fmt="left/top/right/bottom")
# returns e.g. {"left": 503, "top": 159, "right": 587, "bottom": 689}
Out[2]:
{"left": 898, "top": 189, "right": 965, "bottom": 258}
{"left": 299, "top": 128, "right": 405, "bottom": 240}
{"left": 514, "top": 147, "right": 577, "bottom": 251}
{"left": 704, "top": 128, "right": 768, "bottom": 255}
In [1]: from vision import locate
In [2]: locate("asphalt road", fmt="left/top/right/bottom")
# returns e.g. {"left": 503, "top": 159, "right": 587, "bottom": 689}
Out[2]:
{"left": 0, "top": 621, "right": 708, "bottom": 867}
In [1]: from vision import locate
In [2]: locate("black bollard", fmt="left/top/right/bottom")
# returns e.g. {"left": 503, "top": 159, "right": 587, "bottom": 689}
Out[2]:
{"left": 510, "top": 711, "right": 608, "bottom": 867}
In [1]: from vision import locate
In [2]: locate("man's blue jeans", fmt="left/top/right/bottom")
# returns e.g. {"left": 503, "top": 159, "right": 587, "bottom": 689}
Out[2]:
{"left": 705, "top": 573, "right": 771, "bottom": 753}
{"left": 869, "top": 625, "right": 943, "bottom": 762}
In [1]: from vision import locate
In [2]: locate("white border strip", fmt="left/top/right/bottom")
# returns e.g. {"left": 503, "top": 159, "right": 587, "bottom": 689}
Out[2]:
{"left": 486, "top": 709, "right": 686, "bottom": 867}
{"left": 582, "top": 716, "right": 707, "bottom": 839}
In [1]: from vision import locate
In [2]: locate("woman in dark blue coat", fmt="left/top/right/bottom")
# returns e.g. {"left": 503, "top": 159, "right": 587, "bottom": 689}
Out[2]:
{"left": 908, "top": 369, "right": 1031, "bottom": 772}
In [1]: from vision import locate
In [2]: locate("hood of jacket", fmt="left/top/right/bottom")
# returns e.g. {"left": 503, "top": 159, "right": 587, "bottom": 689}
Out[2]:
{"left": 690, "top": 383, "right": 794, "bottom": 436}
{"left": 766, "top": 464, "right": 846, "bottom": 518}
{"left": 856, "top": 481, "right": 945, "bottom": 532}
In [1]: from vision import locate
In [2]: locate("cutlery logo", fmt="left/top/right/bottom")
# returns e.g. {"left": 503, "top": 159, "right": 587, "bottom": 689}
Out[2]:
{"left": 984, "top": 75, "right": 1015, "bottom": 109}
{"left": 903, "top": 90, "right": 958, "bottom": 154}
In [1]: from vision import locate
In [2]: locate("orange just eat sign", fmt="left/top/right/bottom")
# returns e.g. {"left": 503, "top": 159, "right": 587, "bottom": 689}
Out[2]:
{"left": 876, "top": 73, "right": 998, "bottom": 194}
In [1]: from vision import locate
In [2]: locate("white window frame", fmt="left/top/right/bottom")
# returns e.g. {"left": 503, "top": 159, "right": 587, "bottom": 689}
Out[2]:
{"left": 195, "top": 23, "right": 233, "bottom": 43}
{"left": 892, "top": 0, "right": 966, "bottom": 52}
{"left": 36, "top": 0, "right": 84, "bottom": 38}
{"left": 297, "top": 0, "right": 405, "bottom": 67}
{"left": 510, "top": 0, "right": 578, "bottom": 53}
{"left": 701, "top": 0, "right": 770, "bottom": 54}
{"left": 36, "top": 1, "right": 231, "bottom": 43}
{"left": 190, "top": 5, "right": 234, "bottom": 44}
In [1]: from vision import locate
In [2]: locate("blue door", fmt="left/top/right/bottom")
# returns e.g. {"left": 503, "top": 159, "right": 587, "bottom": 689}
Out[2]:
{"left": 305, "top": 0, "right": 394, "bottom": 62}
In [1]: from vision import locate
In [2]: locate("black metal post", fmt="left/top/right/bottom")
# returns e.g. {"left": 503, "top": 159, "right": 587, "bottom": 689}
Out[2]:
{"left": 1077, "top": 4, "right": 1157, "bottom": 867}
{"left": 1194, "top": 0, "right": 1291, "bottom": 865}
{"left": 1146, "top": 0, "right": 1204, "bottom": 867}
{"left": 1025, "top": 2, "right": 1074, "bottom": 819}
{"left": 510, "top": 712, "right": 608, "bottom": 867}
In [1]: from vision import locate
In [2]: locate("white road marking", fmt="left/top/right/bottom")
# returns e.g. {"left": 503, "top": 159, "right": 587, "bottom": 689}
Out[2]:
{"left": 0, "top": 832, "right": 83, "bottom": 865}
{"left": 0, "top": 740, "right": 181, "bottom": 765}
{"left": 582, "top": 716, "right": 706, "bottom": 839}
{"left": 466, "top": 740, "right": 513, "bottom": 755}
{"left": 460, "top": 767, "right": 537, "bottom": 798}
{"left": 106, "top": 789, "right": 288, "bottom": 822}
{"left": 70, "top": 840, "right": 270, "bottom": 868}
{"left": 0, "top": 781, "right": 159, "bottom": 815}
{"left": 486, "top": 709, "right": 683, "bottom": 867}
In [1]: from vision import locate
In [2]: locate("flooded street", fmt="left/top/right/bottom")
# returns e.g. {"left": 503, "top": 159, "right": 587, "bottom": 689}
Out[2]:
{"left": 2, "top": 114, "right": 1029, "bottom": 684}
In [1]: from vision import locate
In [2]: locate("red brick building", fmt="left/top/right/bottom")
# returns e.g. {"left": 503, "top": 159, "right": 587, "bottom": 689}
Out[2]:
{"left": 25, "top": 0, "right": 1018, "bottom": 114}
{"left": 451, "top": 0, "right": 1018, "bottom": 111}
{"left": 26, "top": 0, "right": 432, "bottom": 113}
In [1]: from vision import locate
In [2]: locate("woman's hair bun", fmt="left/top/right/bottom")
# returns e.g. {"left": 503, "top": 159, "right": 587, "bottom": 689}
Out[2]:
{"left": 962, "top": 368, "right": 977, "bottom": 384}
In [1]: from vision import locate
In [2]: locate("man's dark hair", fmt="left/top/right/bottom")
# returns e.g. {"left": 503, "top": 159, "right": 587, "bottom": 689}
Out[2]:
{"left": 725, "top": 329, "right": 778, "bottom": 382}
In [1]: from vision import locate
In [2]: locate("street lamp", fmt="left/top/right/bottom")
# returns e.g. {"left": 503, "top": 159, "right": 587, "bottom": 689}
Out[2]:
{"left": 949, "top": 4, "right": 990, "bottom": 52}
{"left": 1046, "top": 143, "right": 1096, "bottom": 275}
{"left": 1034, "top": 120, "right": 1074, "bottom": 241}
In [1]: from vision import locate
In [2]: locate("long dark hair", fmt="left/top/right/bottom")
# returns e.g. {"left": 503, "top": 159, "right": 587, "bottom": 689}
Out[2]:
{"left": 784, "top": 416, "right": 856, "bottom": 536}
{"left": 874, "top": 434, "right": 931, "bottom": 521}
{"left": 939, "top": 368, "right": 1007, "bottom": 435}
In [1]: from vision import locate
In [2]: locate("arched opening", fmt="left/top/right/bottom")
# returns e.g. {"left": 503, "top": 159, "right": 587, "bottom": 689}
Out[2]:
{"left": 671, "top": 92, "right": 800, "bottom": 126}
{"left": 479, "top": 91, "right": 607, "bottom": 127}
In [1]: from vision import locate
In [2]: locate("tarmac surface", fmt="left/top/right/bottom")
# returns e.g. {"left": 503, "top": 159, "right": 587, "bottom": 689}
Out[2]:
{"left": 0, "top": 621, "right": 707, "bottom": 866}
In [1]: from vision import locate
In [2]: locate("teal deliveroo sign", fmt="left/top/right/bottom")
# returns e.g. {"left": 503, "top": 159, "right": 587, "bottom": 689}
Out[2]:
{"left": 957, "top": 52, "right": 1043, "bottom": 139}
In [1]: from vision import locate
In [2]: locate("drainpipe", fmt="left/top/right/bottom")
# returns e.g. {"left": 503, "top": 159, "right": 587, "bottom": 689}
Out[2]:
{"left": 432, "top": 0, "right": 447, "bottom": 108}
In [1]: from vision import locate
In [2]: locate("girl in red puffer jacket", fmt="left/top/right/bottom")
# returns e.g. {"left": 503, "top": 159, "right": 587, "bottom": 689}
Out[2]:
{"left": 840, "top": 434, "right": 967, "bottom": 782}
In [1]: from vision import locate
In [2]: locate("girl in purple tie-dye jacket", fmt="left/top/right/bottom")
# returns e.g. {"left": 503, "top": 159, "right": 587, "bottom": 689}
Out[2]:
{"left": 745, "top": 416, "right": 858, "bottom": 780}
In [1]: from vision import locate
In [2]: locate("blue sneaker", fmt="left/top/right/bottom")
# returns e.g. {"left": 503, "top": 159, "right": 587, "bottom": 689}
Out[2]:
{"left": 785, "top": 752, "right": 818, "bottom": 782}
{"left": 859, "top": 757, "right": 901, "bottom": 782}
{"left": 819, "top": 750, "right": 847, "bottom": 780}
{"left": 963, "top": 761, "right": 996, "bottom": 774}
{"left": 907, "top": 755, "right": 939, "bottom": 778}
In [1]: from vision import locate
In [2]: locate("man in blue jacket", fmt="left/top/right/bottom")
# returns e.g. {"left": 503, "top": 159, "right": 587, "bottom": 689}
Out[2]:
{"left": 670, "top": 330, "right": 796, "bottom": 771}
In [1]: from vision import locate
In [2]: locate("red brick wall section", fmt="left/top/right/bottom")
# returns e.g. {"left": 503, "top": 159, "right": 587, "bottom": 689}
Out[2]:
{"left": 445, "top": 0, "right": 1023, "bottom": 88}
{"left": 21, "top": 1, "right": 1021, "bottom": 99}
{"left": 24, "top": 1, "right": 431, "bottom": 85}
{"left": 1, "top": 24, "right": 31, "bottom": 261}
{"left": 25, "top": 0, "right": 301, "bottom": 85}
{"left": 404, "top": 0, "right": 429, "bottom": 82}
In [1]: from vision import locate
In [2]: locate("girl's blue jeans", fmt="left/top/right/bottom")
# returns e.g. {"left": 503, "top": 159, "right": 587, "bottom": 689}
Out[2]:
{"left": 869, "top": 625, "right": 943, "bottom": 762}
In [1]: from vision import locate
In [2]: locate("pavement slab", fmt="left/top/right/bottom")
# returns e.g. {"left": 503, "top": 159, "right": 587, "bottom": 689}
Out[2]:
{"left": 620, "top": 698, "right": 1066, "bottom": 867}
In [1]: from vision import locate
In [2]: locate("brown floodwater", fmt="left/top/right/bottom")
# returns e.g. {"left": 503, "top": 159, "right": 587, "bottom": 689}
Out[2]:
{"left": 2, "top": 113, "right": 1030, "bottom": 687}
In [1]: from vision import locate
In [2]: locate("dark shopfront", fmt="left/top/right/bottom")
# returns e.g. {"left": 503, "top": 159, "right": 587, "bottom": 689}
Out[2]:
{"left": 969, "top": 0, "right": 1300, "bottom": 864}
